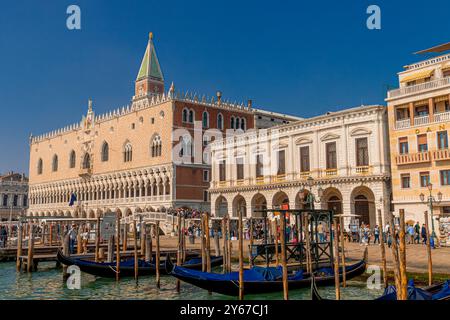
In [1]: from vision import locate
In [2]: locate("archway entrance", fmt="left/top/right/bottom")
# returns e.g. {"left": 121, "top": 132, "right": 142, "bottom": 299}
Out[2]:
{"left": 232, "top": 195, "right": 247, "bottom": 218}
{"left": 251, "top": 194, "right": 267, "bottom": 217}
{"left": 351, "top": 186, "right": 376, "bottom": 227}
{"left": 215, "top": 196, "right": 228, "bottom": 217}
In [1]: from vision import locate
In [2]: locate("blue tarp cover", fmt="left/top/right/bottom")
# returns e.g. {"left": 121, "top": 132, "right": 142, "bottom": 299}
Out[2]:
{"left": 376, "top": 279, "right": 450, "bottom": 300}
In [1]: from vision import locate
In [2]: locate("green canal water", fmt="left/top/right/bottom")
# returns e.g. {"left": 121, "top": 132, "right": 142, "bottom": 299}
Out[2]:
{"left": 0, "top": 262, "right": 384, "bottom": 300}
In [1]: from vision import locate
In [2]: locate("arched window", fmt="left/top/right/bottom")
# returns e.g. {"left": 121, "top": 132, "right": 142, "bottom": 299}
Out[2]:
{"left": 37, "top": 158, "right": 43, "bottom": 175}
{"left": 151, "top": 135, "right": 162, "bottom": 157}
{"left": 230, "top": 116, "right": 235, "bottom": 129}
{"left": 124, "top": 143, "right": 133, "bottom": 162}
{"left": 179, "top": 134, "right": 192, "bottom": 157}
{"left": 82, "top": 153, "right": 91, "bottom": 169}
{"left": 241, "top": 118, "right": 246, "bottom": 130}
{"left": 202, "top": 111, "right": 209, "bottom": 128}
{"left": 52, "top": 155, "right": 58, "bottom": 172}
{"left": 182, "top": 108, "right": 188, "bottom": 122}
{"left": 101, "top": 142, "right": 109, "bottom": 162}
{"left": 69, "top": 150, "right": 76, "bottom": 168}
{"left": 217, "top": 113, "right": 224, "bottom": 130}
{"left": 188, "top": 109, "right": 194, "bottom": 123}
{"left": 235, "top": 117, "right": 240, "bottom": 130}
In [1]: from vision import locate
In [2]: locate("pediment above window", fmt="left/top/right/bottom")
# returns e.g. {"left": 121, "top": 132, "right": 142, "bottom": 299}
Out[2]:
{"left": 295, "top": 137, "right": 313, "bottom": 145}
{"left": 320, "top": 133, "right": 340, "bottom": 141}
{"left": 350, "top": 128, "right": 372, "bottom": 136}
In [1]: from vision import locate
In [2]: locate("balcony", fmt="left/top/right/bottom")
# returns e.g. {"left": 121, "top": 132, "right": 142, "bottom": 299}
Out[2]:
{"left": 387, "top": 77, "right": 450, "bottom": 99}
{"left": 236, "top": 179, "right": 244, "bottom": 186}
{"left": 394, "top": 111, "right": 450, "bottom": 130}
{"left": 78, "top": 168, "right": 92, "bottom": 178}
{"left": 355, "top": 166, "right": 370, "bottom": 174}
{"left": 299, "top": 171, "right": 310, "bottom": 179}
{"left": 273, "top": 174, "right": 286, "bottom": 182}
{"left": 395, "top": 151, "right": 431, "bottom": 165}
{"left": 256, "top": 177, "right": 264, "bottom": 185}
{"left": 432, "top": 149, "right": 450, "bottom": 161}
{"left": 324, "top": 169, "right": 337, "bottom": 176}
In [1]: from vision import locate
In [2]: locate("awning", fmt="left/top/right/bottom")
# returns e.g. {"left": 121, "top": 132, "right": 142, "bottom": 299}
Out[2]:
{"left": 400, "top": 69, "right": 434, "bottom": 83}
{"left": 441, "top": 62, "right": 450, "bottom": 71}
{"left": 415, "top": 42, "right": 450, "bottom": 54}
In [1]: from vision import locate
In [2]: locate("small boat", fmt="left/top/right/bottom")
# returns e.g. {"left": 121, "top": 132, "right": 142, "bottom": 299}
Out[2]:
{"left": 375, "top": 280, "right": 450, "bottom": 301}
{"left": 57, "top": 250, "right": 223, "bottom": 278}
{"left": 166, "top": 249, "right": 368, "bottom": 296}
{"left": 310, "top": 278, "right": 450, "bottom": 301}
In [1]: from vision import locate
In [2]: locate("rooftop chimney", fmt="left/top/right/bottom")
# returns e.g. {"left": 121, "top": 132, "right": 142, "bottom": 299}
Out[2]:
{"left": 247, "top": 99, "right": 253, "bottom": 109}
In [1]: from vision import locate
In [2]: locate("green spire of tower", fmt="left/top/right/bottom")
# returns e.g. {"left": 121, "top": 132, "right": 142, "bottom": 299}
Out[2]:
{"left": 136, "top": 32, "right": 164, "bottom": 81}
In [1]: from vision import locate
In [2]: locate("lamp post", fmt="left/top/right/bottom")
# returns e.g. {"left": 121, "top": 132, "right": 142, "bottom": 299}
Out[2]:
{"left": 419, "top": 183, "right": 442, "bottom": 246}
{"left": 305, "top": 176, "right": 323, "bottom": 209}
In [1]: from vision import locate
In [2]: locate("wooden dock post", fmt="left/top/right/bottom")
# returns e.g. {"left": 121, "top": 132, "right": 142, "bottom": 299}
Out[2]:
{"left": 145, "top": 224, "right": 151, "bottom": 262}
{"left": 398, "top": 209, "right": 407, "bottom": 300}
{"left": 222, "top": 217, "right": 227, "bottom": 274}
{"left": 339, "top": 216, "right": 346, "bottom": 287}
{"left": 140, "top": 216, "right": 145, "bottom": 256}
{"left": 116, "top": 212, "right": 121, "bottom": 282}
{"left": 214, "top": 227, "right": 220, "bottom": 257}
{"left": 304, "top": 215, "right": 312, "bottom": 273}
{"left": 274, "top": 219, "right": 279, "bottom": 266}
{"left": 16, "top": 219, "right": 23, "bottom": 272}
{"left": 227, "top": 218, "right": 232, "bottom": 272}
{"left": 424, "top": 211, "right": 433, "bottom": 286}
{"left": 155, "top": 221, "right": 161, "bottom": 289}
{"left": 77, "top": 230, "right": 82, "bottom": 255}
{"left": 176, "top": 213, "right": 182, "bottom": 293}
{"left": 377, "top": 209, "right": 388, "bottom": 288}
{"left": 49, "top": 223, "right": 53, "bottom": 247}
{"left": 133, "top": 219, "right": 138, "bottom": 282}
{"left": 95, "top": 217, "right": 100, "bottom": 262}
{"left": 205, "top": 213, "right": 211, "bottom": 273}
{"left": 279, "top": 211, "right": 288, "bottom": 300}
{"left": 249, "top": 217, "right": 254, "bottom": 267}
{"left": 27, "top": 223, "right": 35, "bottom": 272}
{"left": 387, "top": 212, "right": 401, "bottom": 299}
{"left": 201, "top": 214, "right": 206, "bottom": 272}
{"left": 333, "top": 218, "right": 341, "bottom": 300}
{"left": 182, "top": 216, "right": 187, "bottom": 263}
{"left": 149, "top": 224, "right": 153, "bottom": 262}
{"left": 122, "top": 223, "right": 128, "bottom": 252}
{"left": 238, "top": 208, "right": 244, "bottom": 300}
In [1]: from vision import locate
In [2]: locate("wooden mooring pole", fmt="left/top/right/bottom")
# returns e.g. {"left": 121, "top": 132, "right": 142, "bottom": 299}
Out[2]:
{"left": 95, "top": 217, "right": 100, "bottom": 262}
{"left": 388, "top": 212, "right": 401, "bottom": 300}
{"left": 122, "top": 223, "right": 127, "bottom": 252}
{"left": 176, "top": 213, "right": 182, "bottom": 293}
{"left": 140, "top": 216, "right": 145, "bottom": 256}
{"left": 222, "top": 217, "right": 227, "bottom": 274}
{"left": 133, "top": 219, "right": 138, "bottom": 282}
{"left": 155, "top": 221, "right": 161, "bottom": 289}
{"left": 201, "top": 214, "right": 206, "bottom": 272}
{"left": 226, "top": 216, "right": 232, "bottom": 272}
{"left": 424, "top": 211, "right": 433, "bottom": 286}
{"left": 115, "top": 212, "right": 121, "bottom": 282}
{"left": 339, "top": 216, "right": 346, "bottom": 287}
{"left": 333, "top": 218, "right": 340, "bottom": 300}
{"left": 16, "top": 219, "right": 23, "bottom": 271}
{"left": 280, "top": 211, "right": 288, "bottom": 300}
{"left": 27, "top": 223, "right": 34, "bottom": 272}
{"left": 274, "top": 219, "right": 279, "bottom": 266}
{"left": 249, "top": 217, "right": 254, "bottom": 267}
{"left": 205, "top": 213, "right": 211, "bottom": 273}
{"left": 377, "top": 209, "right": 388, "bottom": 288}
{"left": 398, "top": 209, "right": 408, "bottom": 300}
{"left": 238, "top": 208, "right": 244, "bottom": 300}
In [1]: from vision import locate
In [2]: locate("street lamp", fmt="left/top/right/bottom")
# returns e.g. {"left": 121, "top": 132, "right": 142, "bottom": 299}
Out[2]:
{"left": 305, "top": 176, "right": 323, "bottom": 210}
{"left": 419, "top": 183, "right": 442, "bottom": 246}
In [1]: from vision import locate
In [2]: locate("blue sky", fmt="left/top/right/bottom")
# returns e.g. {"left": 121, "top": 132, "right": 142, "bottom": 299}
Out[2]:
{"left": 0, "top": 0, "right": 449, "bottom": 174}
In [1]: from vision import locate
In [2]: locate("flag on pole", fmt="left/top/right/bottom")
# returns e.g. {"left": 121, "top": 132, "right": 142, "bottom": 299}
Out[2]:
{"left": 69, "top": 193, "right": 77, "bottom": 206}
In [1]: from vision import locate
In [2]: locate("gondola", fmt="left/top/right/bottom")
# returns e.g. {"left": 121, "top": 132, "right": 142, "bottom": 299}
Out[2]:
{"left": 310, "top": 277, "right": 450, "bottom": 300}
{"left": 165, "top": 249, "right": 368, "bottom": 296}
{"left": 57, "top": 250, "right": 223, "bottom": 278}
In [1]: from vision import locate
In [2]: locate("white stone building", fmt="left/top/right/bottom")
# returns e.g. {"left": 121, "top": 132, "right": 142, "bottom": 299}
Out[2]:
{"left": 209, "top": 105, "right": 391, "bottom": 229}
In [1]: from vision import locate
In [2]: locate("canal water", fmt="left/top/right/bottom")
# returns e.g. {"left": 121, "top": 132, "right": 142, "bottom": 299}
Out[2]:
{"left": 0, "top": 262, "right": 384, "bottom": 300}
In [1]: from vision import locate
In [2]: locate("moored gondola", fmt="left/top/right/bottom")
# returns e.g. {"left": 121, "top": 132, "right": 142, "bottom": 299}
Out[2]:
{"left": 166, "top": 249, "right": 368, "bottom": 296}
{"left": 57, "top": 250, "right": 223, "bottom": 278}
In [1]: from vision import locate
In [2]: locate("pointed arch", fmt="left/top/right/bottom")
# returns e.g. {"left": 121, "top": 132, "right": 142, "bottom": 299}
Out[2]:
{"left": 123, "top": 141, "right": 133, "bottom": 162}
{"left": 82, "top": 153, "right": 91, "bottom": 169}
{"left": 188, "top": 109, "right": 195, "bottom": 123}
{"left": 230, "top": 116, "right": 235, "bottom": 129}
{"left": 37, "top": 158, "right": 43, "bottom": 175}
{"left": 151, "top": 134, "right": 162, "bottom": 157}
{"left": 202, "top": 111, "right": 209, "bottom": 128}
{"left": 69, "top": 150, "right": 76, "bottom": 168}
{"left": 182, "top": 108, "right": 188, "bottom": 122}
{"left": 52, "top": 154, "right": 58, "bottom": 172}
{"left": 217, "top": 113, "right": 224, "bottom": 130}
{"left": 101, "top": 141, "right": 109, "bottom": 162}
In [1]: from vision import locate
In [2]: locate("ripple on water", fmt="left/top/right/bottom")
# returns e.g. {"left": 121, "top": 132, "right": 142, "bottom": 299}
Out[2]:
{"left": 0, "top": 262, "right": 383, "bottom": 300}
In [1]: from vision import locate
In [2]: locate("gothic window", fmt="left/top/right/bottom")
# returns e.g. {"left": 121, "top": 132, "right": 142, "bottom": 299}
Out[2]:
{"left": 23, "top": 195, "right": 27, "bottom": 207}
{"left": 151, "top": 135, "right": 162, "bottom": 157}
{"left": 37, "top": 158, "right": 43, "bottom": 175}
{"left": 13, "top": 195, "right": 18, "bottom": 207}
{"left": 202, "top": 111, "right": 209, "bottom": 128}
{"left": 217, "top": 113, "right": 224, "bottom": 130}
{"left": 241, "top": 118, "right": 246, "bottom": 130}
{"left": 230, "top": 116, "right": 235, "bottom": 129}
{"left": 69, "top": 150, "right": 76, "bottom": 168}
{"left": 235, "top": 118, "right": 240, "bottom": 130}
{"left": 101, "top": 142, "right": 109, "bottom": 162}
{"left": 179, "top": 134, "right": 192, "bottom": 157}
{"left": 188, "top": 109, "right": 194, "bottom": 123}
{"left": 82, "top": 153, "right": 91, "bottom": 169}
{"left": 3, "top": 194, "right": 8, "bottom": 206}
{"left": 124, "top": 142, "right": 133, "bottom": 162}
{"left": 182, "top": 108, "right": 188, "bottom": 122}
{"left": 52, "top": 154, "right": 58, "bottom": 172}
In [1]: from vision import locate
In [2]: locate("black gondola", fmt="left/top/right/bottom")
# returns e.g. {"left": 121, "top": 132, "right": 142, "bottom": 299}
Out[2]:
{"left": 165, "top": 249, "right": 368, "bottom": 296}
{"left": 57, "top": 250, "right": 223, "bottom": 278}
{"left": 310, "top": 277, "right": 450, "bottom": 300}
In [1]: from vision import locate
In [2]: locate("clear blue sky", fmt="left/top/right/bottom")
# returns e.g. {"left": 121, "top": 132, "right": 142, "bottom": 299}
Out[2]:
{"left": 0, "top": 0, "right": 448, "bottom": 174}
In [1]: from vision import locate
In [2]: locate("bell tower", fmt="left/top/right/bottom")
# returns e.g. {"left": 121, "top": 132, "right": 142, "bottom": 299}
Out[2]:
{"left": 134, "top": 32, "right": 165, "bottom": 99}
